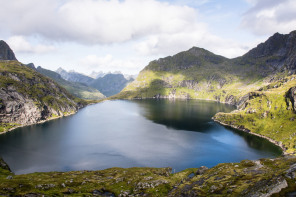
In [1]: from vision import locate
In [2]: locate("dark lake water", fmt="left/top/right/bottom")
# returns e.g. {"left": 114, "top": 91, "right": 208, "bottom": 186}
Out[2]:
{"left": 0, "top": 99, "right": 282, "bottom": 174}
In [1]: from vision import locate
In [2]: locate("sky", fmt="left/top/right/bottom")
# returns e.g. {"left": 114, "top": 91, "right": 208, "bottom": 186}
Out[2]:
{"left": 1, "top": 0, "right": 296, "bottom": 75}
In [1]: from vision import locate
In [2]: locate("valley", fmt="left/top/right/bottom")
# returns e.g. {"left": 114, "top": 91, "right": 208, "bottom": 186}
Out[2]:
{"left": 1, "top": 30, "right": 296, "bottom": 196}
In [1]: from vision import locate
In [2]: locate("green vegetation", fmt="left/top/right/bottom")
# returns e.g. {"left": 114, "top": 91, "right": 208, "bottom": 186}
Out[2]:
{"left": 1, "top": 156, "right": 296, "bottom": 196}
{"left": 214, "top": 75, "right": 296, "bottom": 153}
{"left": 0, "top": 123, "right": 18, "bottom": 133}
{"left": 113, "top": 47, "right": 270, "bottom": 102}
{"left": 0, "top": 61, "right": 80, "bottom": 104}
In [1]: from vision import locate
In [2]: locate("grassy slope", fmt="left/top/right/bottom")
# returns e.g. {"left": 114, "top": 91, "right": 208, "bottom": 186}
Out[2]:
{"left": 1, "top": 156, "right": 296, "bottom": 196}
{"left": 113, "top": 48, "right": 272, "bottom": 102}
{"left": 214, "top": 75, "right": 296, "bottom": 153}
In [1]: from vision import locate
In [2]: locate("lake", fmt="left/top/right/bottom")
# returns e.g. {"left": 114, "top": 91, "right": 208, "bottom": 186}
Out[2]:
{"left": 0, "top": 99, "right": 282, "bottom": 174}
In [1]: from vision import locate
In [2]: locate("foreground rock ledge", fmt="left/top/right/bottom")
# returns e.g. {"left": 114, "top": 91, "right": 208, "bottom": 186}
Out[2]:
{"left": 1, "top": 156, "right": 296, "bottom": 196}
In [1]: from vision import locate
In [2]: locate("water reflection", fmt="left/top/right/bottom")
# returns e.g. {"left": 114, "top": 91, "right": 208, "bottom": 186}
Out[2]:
{"left": 133, "top": 99, "right": 235, "bottom": 131}
{"left": 0, "top": 100, "right": 282, "bottom": 174}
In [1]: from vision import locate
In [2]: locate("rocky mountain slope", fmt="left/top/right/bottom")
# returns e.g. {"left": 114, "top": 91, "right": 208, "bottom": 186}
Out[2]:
{"left": 115, "top": 31, "right": 296, "bottom": 105}
{"left": 35, "top": 66, "right": 105, "bottom": 100}
{"left": 0, "top": 41, "right": 87, "bottom": 133}
{"left": 90, "top": 73, "right": 133, "bottom": 97}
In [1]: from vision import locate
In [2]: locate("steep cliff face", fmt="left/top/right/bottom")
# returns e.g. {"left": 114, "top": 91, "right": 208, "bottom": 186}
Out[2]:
{"left": 0, "top": 61, "right": 86, "bottom": 132}
{"left": 0, "top": 41, "right": 17, "bottom": 61}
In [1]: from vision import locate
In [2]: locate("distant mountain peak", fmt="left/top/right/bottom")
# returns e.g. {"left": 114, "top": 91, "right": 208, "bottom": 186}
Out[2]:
{"left": 0, "top": 40, "right": 17, "bottom": 61}
{"left": 56, "top": 67, "right": 66, "bottom": 73}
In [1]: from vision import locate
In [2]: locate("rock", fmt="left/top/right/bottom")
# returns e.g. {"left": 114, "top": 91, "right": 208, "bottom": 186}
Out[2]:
{"left": 179, "top": 80, "right": 199, "bottom": 90}
{"left": 0, "top": 40, "right": 17, "bottom": 60}
{"left": 285, "top": 163, "right": 296, "bottom": 179}
{"left": 67, "top": 188, "right": 75, "bottom": 194}
{"left": 241, "top": 176, "right": 288, "bottom": 197}
{"left": 35, "top": 184, "right": 56, "bottom": 190}
{"left": 6, "top": 175, "right": 13, "bottom": 180}
{"left": 237, "top": 92, "right": 263, "bottom": 110}
{"left": 195, "top": 166, "right": 208, "bottom": 175}
{"left": 286, "top": 86, "right": 296, "bottom": 112}
{"left": 92, "top": 189, "right": 115, "bottom": 196}
{"left": 0, "top": 157, "right": 11, "bottom": 172}
{"left": 225, "top": 95, "right": 236, "bottom": 105}
{"left": 210, "top": 185, "right": 218, "bottom": 193}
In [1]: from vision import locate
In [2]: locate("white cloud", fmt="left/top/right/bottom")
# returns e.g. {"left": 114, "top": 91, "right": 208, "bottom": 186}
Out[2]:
{"left": 0, "top": 0, "right": 200, "bottom": 45}
{"left": 7, "top": 36, "right": 55, "bottom": 53}
{"left": 134, "top": 27, "right": 251, "bottom": 58}
{"left": 242, "top": 0, "right": 296, "bottom": 35}
{"left": 79, "top": 54, "right": 147, "bottom": 74}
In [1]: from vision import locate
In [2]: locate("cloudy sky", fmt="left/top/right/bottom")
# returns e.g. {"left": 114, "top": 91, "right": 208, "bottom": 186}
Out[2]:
{"left": 1, "top": 0, "right": 296, "bottom": 75}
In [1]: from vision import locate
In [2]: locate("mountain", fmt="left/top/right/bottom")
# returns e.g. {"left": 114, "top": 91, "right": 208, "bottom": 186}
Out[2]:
{"left": 0, "top": 40, "right": 17, "bottom": 61}
{"left": 90, "top": 73, "right": 133, "bottom": 97}
{"left": 54, "top": 67, "right": 134, "bottom": 97}
{"left": 56, "top": 67, "right": 94, "bottom": 85}
{"left": 35, "top": 66, "right": 105, "bottom": 100}
{"left": 242, "top": 30, "right": 296, "bottom": 72}
{"left": 115, "top": 31, "right": 296, "bottom": 103}
{"left": 89, "top": 71, "right": 106, "bottom": 79}
{"left": 0, "top": 60, "right": 87, "bottom": 133}
{"left": 89, "top": 70, "right": 137, "bottom": 80}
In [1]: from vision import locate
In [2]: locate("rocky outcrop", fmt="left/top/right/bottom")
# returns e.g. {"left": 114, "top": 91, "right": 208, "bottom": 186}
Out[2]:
{"left": 224, "top": 94, "right": 237, "bottom": 105}
{"left": 179, "top": 80, "right": 199, "bottom": 90}
{"left": 0, "top": 41, "right": 17, "bottom": 61}
{"left": 0, "top": 61, "right": 86, "bottom": 131}
{"left": 286, "top": 86, "right": 296, "bottom": 112}
{"left": 237, "top": 92, "right": 263, "bottom": 109}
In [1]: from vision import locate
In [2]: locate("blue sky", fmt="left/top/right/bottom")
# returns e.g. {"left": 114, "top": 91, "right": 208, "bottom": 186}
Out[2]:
{"left": 1, "top": 0, "right": 295, "bottom": 75}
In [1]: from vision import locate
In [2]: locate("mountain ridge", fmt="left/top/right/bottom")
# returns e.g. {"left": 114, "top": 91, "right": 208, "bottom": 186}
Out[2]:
{"left": 114, "top": 30, "right": 296, "bottom": 104}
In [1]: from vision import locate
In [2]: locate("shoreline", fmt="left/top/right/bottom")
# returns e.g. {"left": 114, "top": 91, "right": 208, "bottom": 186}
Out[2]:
{"left": 0, "top": 111, "right": 77, "bottom": 135}
{"left": 1, "top": 96, "right": 286, "bottom": 155}
{"left": 212, "top": 118, "right": 287, "bottom": 155}
{"left": 0, "top": 100, "right": 105, "bottom": 135}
